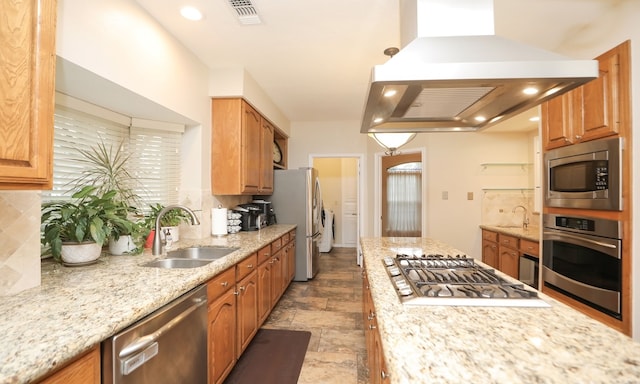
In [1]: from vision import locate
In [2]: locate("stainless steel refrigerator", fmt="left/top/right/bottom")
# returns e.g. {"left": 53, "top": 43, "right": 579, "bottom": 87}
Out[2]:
{"left": 267, "top": 167, "right": 322, "bottom": 281}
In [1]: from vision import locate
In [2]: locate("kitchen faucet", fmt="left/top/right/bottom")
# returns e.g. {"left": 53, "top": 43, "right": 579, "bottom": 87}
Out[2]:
{"left": 512, "top": 205, "right": 530, "bottom": 230}
{"left": 152, "top": 205, "right": 200, "bottom": 255}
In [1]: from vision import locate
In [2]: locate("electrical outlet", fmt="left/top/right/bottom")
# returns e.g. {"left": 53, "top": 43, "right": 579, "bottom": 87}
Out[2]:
{"left": 467, "top": 192, "right": 474, "bottom": 200}
{"left": 442, "top": 191, "right": 448, "bottom": 200}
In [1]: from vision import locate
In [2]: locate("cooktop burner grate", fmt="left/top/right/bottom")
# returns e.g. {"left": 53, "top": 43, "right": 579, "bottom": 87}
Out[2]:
{"left": 382, "top": 254, "right": 549, "bottom": 307}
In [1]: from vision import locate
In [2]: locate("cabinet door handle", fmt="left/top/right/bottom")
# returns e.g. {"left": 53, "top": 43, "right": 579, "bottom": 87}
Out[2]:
{"left": 238, "top": 286, "right": 245, "bottom": 291}
{"left": 369, "top": 324, "right": 377, "bottom": 330}
{"left": 246, "top": 264, "right": 253, "bottom": 269}
{"left": 221, "top": 281, "right": 228, "bottom": 287}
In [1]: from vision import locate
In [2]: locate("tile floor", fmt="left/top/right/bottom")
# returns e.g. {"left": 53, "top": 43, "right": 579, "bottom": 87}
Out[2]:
{"left": 262, "top": 247, "right": 368, "bottom": 384}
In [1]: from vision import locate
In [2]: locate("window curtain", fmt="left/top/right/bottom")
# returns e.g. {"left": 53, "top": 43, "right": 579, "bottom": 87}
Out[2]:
{"left": 43, "top": 97, "right": 182, "bottom": 212}
{"left": 386, "top": 169, "right": 422, "bottom": 237}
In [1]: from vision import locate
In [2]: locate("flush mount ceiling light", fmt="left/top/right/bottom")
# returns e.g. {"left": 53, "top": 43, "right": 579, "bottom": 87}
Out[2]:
{"left": 180, "top": 6, "right": 203, "bottom": 21}
{"left": 369, "top": 132, "right": 417, "bottom": 155}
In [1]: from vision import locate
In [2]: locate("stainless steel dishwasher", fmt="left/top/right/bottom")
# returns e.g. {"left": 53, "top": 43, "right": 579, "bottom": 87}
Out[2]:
{"left": 102, "top": 285, "right": 208, "bottom": 383}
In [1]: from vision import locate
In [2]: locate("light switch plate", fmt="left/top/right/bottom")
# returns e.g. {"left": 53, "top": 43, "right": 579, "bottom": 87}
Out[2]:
{"left": 442, "top": 191, "right": 448, "bottom": 200}
{"left": 467, "top": 192, "right": 474, "bottom": 200}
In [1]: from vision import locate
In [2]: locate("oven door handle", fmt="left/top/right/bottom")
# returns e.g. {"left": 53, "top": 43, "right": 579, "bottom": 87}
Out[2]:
{"left": 543, "top": 231, "right": 618, "bottom": 250}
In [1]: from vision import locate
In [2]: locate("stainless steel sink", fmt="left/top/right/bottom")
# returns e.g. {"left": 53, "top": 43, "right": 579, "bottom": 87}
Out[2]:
{"left": 167, "top": 246, "right": 239, "bottom": 260}
{"left": 142, "top": 258, "right": 213, "bottom": 269}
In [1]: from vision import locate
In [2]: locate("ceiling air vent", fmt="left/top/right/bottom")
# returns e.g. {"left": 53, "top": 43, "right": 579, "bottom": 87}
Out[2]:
{"left": 227, "top": 0, "right": 262, "bottom": 25}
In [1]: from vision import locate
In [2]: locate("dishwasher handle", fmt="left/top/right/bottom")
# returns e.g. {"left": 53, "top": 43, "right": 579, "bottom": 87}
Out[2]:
{"left": 119, "top": 296, "right": 206, "bottom": 359}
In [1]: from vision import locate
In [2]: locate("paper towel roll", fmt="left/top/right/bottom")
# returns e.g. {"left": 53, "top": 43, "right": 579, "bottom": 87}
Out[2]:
{"left": 212, "top": 207, "right": 228, "bottom": 236}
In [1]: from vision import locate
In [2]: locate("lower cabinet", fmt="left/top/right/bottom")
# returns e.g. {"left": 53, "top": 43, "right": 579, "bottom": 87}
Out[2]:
{"left": 207, "top": 268, "right": 236, "bottom": 384}
{"left": 208, "top": 233, "right": 295, "bottom": 383}
{"left": 236, "top": 254, "right": 259, "bottom": 358}
{"left": 37, "top": 346, "right": 100, "bottom": 384}
{"left": 363, "top": 266, "right": 390, "bottom": 384}
{"left": 498, "top": 234, "right": 520, "bottom": 279}
{"left": 481, "top": 230, "right": 498, "bottom": 269}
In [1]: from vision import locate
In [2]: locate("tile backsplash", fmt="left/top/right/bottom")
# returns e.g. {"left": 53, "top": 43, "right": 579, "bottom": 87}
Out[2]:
{"left": 0, "top": 191, "right": 41, "bottom": 295}
{"left": 481, "top": 189, "right": 538, "bottom": 228}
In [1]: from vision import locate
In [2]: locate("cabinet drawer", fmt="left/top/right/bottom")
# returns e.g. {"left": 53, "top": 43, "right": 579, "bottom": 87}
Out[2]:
{"left": 498, "top": 234, "right": 518, "bottom": 249}
{"left": 257, "top": 245, "right": 272, "bottom": 264}
{"left": 271, "top": 237, "right": 283, "bottom": 253}
{"left": 482, "top": 230, "right": 498, "bottom": 242}
{"left": 519, "top": 239, "right": 540, "bottom": 257}
{"left": 281, "top": 232, "right": 290, "bottom": 243}
{"left": 207, "top": 267, "right": 234, "bottom": 302}
{"left": 236, "top": 253, "right": 258, "bottom": 282}
{"left": 289, "top": 230, "right": 296, "bottom": 241}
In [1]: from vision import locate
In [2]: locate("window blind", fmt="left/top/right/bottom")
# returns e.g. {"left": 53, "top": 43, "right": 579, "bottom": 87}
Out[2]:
{"left": 44, "top": 99, "right": 182, "bottom": 212}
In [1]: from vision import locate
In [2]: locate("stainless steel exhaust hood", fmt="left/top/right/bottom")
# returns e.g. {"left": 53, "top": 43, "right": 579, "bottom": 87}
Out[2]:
{"left": 361, "top": 0, "right": 599, "bottom": 133}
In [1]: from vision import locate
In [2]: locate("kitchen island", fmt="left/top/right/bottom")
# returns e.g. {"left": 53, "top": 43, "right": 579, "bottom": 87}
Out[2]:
{"left": 0, "top": 224, "right": 295, "bottom": 384}
{"left": 361, "top": 237, "right": 640, "bottom": 384}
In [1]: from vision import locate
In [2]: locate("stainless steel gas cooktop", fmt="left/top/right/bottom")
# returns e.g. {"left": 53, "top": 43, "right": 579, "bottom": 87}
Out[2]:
{"left": 383, "top": 254, "right": 549, "bottom": 307}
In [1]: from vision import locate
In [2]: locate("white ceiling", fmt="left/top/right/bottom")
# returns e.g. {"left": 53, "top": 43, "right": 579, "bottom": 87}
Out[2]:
{"left": 133, "top": 0, "right": 617, "bottom": 132}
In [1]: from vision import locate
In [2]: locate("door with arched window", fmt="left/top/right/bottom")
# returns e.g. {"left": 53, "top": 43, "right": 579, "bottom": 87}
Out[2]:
{"left": 381, "top": 153, "right": 422, "bottom": 237}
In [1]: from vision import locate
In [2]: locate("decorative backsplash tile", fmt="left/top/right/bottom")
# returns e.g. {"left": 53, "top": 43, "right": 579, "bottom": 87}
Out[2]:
{"left": 0, "top": 191, "right": 41, "bottom": 295}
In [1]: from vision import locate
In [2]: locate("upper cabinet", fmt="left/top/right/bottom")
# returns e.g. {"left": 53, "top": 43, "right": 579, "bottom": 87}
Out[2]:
{"left": 212, "top": 98, "right": 286, "bottom": 195}
{"left": 0, "top": 0, "right": 57, "bottom": 189}
{"left": 542, "top": 41, "right": 630, "bottom": 151}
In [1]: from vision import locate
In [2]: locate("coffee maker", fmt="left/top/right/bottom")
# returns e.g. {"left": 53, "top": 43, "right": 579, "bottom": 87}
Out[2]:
{"left": 233, "top": 204, "right": 261, "bottom": 231}
{"left": 252, "top": 200, "right": 277, "bottom": 226}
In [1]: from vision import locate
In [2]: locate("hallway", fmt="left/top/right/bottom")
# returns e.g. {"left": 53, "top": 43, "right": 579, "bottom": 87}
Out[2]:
{"left": 262, "top": 247, "right": 368, "bottom": 384}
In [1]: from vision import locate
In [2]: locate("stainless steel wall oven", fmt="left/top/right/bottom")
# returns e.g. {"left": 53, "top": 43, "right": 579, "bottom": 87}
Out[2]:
{"left": 542, "top": 214, "right": 622, "bottom": 319}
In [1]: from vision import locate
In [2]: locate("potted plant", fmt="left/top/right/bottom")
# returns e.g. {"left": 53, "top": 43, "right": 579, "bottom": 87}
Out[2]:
{"left": 68, "top": 139, "right": 145, "bottom": 255}
{"left": 145, "top": 203, "right": 192, "bottom": 243}
{"left": 41, "top": 186, "right": 132, "bottom": 264}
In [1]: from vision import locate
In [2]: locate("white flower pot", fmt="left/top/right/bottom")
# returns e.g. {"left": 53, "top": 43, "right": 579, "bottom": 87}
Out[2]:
{"left": 61, "top": 242, "right": 102, "bottom": 264}
{"left": 108, "top": 235, "right": 137, "bottom": 255}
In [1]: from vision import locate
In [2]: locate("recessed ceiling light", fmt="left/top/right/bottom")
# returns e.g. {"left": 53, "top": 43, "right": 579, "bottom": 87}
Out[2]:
{"left": 529, "top": 116, "right": 540, "bottom": 122}
{"left": 180, "top": 6, "right": 203, "bottom": 21}
{"left": 373, "top": 117, "right": 384, "bottom": 124}
{"left": 383, "top": 90, "right": 397, "bottom": 98}
{"left": 523, "top": 87, "right": 539, "bottom": 95}
{"left": 474, "top": 116, "right": 487, "bottom": 122}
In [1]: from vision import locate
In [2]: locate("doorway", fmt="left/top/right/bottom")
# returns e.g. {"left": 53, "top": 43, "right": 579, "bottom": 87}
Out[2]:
{"left": 374, "top": 148, "right": 426, "bottom": 237}
{"left": 310, "top": 154, "right": 365, "bottom": 264}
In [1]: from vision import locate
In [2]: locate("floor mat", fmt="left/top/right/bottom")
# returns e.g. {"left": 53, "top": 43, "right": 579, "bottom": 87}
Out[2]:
{"left": 224, "top": 328, "right": 311, "bottom": 384}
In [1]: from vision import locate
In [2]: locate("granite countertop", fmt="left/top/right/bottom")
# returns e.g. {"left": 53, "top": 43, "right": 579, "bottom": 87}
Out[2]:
{"left": 0, "top": 225, "right": 295, "bottom": 384}
{"left": 361, "top": 237, "right": 640, "bottom": 384}
{"left": 480, "top": 224, "right": 541, "bottom": 242}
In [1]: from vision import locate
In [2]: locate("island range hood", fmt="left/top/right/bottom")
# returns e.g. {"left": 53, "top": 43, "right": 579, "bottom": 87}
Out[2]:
{"left": 361, "top": 0, "right": 599, "bottom": 133}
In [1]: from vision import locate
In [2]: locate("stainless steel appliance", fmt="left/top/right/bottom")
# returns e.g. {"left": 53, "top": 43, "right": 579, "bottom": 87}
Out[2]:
{"left": 361, "top": 0, "right": 597, "bottom": 133}
{"left": 519, "top": 254, "right": 539, "bottom": 289}
{"left": 234, "top": 204, "right": 261, "bottom": 231}
{"left": 266, "top": 168, "right": 322, "bottom": 281}
{"left": 382, "top": 254, "right": 549, "bottom": 307}
{"left": 544, "top": 137, "right": 623, "bottom": 211}
{"left": 102, "top": 285, "right": 208, "bottom": 384}
{"left": 542, "top": 214, "right": 622, "bottom": 319}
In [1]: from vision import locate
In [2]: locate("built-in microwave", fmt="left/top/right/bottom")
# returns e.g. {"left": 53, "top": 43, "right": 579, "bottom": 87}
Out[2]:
{"left": 544, "top": 137, "right": 623, "bottom": 211}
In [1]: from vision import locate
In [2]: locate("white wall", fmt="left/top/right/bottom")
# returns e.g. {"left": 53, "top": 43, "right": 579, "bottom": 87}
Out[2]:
{"left": 290, "top": 120, "right": 532, "bottom": 258}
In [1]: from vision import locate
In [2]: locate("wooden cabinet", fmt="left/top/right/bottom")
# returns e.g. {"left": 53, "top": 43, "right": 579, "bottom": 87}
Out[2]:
{"left": 362, "top": 267, "right": 389, "bottom": 384}
{"left": 519, "top": 239, "right": 539, "bottom": 258}
{"left": 211, "top": 98, "right": 277, "bottom": 195}
{"left": 207, "top": 268, "right": 236, "bottom": 384}
{"left": 235, "top": 254, "right": 258, "bottom": 357}
{"left": 260, "top": 118, "right": 275, "bottom": 194}
{"left": 498, "top": 234, "right": 520, "bottom": 279}
{"left": 481, "top": 230, "right": 499, "bottom": 269}
{"left": 257, "top": 245, "right": 273, "bottom": 325}
{"left": 37, "top": 346, "right": 100, "bottom": 384}
{"left": 0, "top": 0, "right": 56, "bottom": 189}
{"left": 542, "top": 41, "right": 630, "bottom": 150}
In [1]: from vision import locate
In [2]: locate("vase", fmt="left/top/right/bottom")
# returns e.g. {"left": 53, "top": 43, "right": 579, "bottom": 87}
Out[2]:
{"left": 108, "top": 235, "right": 137, "bottom": 255}
{"left": 60, "top": 241, "right": 102, "bottom": 265}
